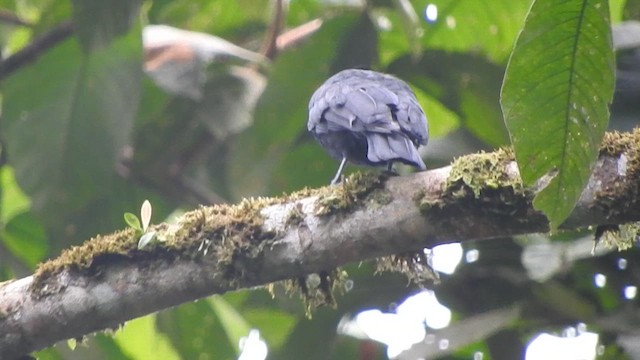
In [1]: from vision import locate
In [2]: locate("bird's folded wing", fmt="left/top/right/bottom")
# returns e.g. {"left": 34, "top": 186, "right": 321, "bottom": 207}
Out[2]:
{"left": 309, "top": 82, "right": 403, "bottom": 134}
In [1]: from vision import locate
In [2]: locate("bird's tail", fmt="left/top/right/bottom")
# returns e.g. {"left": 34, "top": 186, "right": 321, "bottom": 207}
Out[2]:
{"left": 366, "top": 133, "right": 426, "bottom": 170}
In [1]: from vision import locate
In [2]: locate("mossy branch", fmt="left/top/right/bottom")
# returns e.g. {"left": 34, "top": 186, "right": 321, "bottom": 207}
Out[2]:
{"left": 1, "top": 129, "right": 640, "bottom": 358}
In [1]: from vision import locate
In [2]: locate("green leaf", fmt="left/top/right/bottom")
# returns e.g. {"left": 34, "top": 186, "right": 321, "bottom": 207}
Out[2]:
{"left": 288, "top": 0, "right": 323, "bottom": 26}
{"left": 610, "top": 0, "right": 626, "bottom": 22}
{"left": 241, "top": 308, "right": 297, "bottom": 350}
{"left": 150, "top": 0, "right": 270, "bottom": 40}
{"left": 414, "top": 0, "right": 531, "bottom": 63}
{"left": 93, "top": 334, "right": 135, "bottom": 360}
{"left": 67, "top": 338, "right": 77, "bottom": 350}
{"left": 124, "top": 212, "right": 142, "bottom": 232}
{"left": 209, "top": 296, "right": 252, "bottom": 354}
{"left": 1, "top": 28, "right": 142, "bottom": 229}
{"left": 331, "top": 12, "right": 378, "bottom": 70}
{"left": 35, "top": 1, "right": 73, "bottom": 35}
{"left": 137, "top": 231, "right": 157, "bottom": 249}
{"left": 390, "top": 51, "right": 508, "bottom": 146}
{"left": 411, "top": 84, "right": 461, "bottom": 138}
{"left": 2, "top": 212, "right": 48, "bottom": 268}
{"left": 501, "top": 0, "right": 615, "bottom": 228}
{"left": 113, "top": 314, "right": 180, "bottom": 360}
{"left": 375, "top": 7, "right": 414, "bottom": 66}
{"left": 71, "top": 0, "right": 142, "bottom": 51}
{"left": 32, "top": 347, "right": 65, "bottom": 360}
{"left": 275, "top": 142, "right": 344, "bottom": 191}
{"left": 156, "top": 299, "right": 237, "bottom": 359}
{"left": 0, "top": 166, "right": 30, "bottom": 224}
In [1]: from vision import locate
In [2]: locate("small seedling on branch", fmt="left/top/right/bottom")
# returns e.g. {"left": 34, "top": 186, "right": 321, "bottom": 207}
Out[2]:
{"left": 124, "top": 200, "right": 158, "bottom": 249}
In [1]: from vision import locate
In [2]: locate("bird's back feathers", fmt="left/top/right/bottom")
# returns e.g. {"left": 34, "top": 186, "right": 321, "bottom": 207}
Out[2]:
{"left": 308, "top": 69, "right": 428, "bottom": 169}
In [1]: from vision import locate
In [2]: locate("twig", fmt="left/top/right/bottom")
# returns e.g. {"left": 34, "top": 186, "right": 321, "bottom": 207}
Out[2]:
{"left": 259, "top": 0, "right": 286, "bottom": 59}
{"left": 0, "top": 21, "right": 74, "bottom": 81}
{"left": 276, "top": 19, "right": 323, "bottom": 52}
{"left": 0, "top": 9, "right": 32, "bottom": 27}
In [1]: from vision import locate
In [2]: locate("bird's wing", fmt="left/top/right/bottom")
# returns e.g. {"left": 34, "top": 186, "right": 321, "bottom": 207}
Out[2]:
{"left": 309, "top": 73, "right": 428, "bottom": 145}
{"left": 308, "top": 78, "right": 401, "bottom": 135}
{"left": 378, "top": 75, "right": 429, "bottom": 145}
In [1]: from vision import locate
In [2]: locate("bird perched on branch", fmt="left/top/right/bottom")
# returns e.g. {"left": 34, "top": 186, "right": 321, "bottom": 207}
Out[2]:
{"left": 308, "top": 69, "right": 429, "bottom": 185}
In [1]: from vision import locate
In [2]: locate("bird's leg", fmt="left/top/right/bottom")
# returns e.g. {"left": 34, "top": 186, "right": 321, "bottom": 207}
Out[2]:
{"left": 384, "top": 161, "right": 398, "bottom": 176}
{"left": 330, "top": 157, "right": 348, "bottom": 185}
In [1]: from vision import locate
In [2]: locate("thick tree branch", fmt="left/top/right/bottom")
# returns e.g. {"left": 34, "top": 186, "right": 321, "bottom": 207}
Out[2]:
{"left": 1, "top": 130, "right": 639, "bottom": 358}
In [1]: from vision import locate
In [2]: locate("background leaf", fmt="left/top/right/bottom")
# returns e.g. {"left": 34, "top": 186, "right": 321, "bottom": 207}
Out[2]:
{"left": 1, "top": 27, "right": 143, "bottom": 248}
{"left": 0, "top": 167, "right": 30, "bottom": 224}
{"left": 71, "top": 0, "right": 142, "bottom": 51}
{"left": 2, "top": 212, "right": 47, "bottom": 268}
{"left": 156, "top": 299, "right": 238, "bottom": 359}
{"left": 413, "top": 0, "right": 531, "bottom": 62}
{"left": 209, "top": 296, "right": 252, "bottom": 355}
{"left": 113, "top": 314, "right": 180, "bottom": 360}
{"left": 390, "top": 51, "right": 509, "bottom": 147}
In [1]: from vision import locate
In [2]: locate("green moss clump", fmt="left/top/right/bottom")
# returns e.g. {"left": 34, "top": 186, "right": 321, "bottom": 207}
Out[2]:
{"left": 600, "top": 128, "right": 640, "bottom": 158}
{"left": 312, "top": 171, "right": 390, "bottom": 215}
{"left": 596, "top": 223, "right": 639, "bottom": 251}
{"left": 593, "top": 128, "right": 640, "bottom": 219}
{"left": 448, "top": 147, "right": 520, "bottom": 197}
{"left": 417, "top": 147, "right": 529, "bottom": 210}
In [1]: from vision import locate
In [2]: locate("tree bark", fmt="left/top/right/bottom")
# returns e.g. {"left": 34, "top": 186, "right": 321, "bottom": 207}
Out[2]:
{"left": 1, "top": 130, "right": 638, "bottom": 358}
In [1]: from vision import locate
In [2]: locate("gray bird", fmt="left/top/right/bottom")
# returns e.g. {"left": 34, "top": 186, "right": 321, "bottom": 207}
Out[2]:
{"left": 308, "top": 69, "right": 429, "bottom": 185}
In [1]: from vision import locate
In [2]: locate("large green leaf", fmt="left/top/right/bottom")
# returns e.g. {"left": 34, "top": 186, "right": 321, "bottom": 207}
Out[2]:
{"left": 390, "top": 51, "right": 508, "bottom": 146}
{"left": 240, "top": 308, "right": 297, "bottom": 350}
{"left": 36, "top": 1, "right": 73, "bottom": 33}
{"left": 209, "top": 296, "right": 252, "bottom": 355}
{"left": 411, "top": 87, "right": 460, "bottom": 139}
{"left": 157, "top": 299, "right": 238, "bottom": 359}
{"left": 288, "top": 0, "right": 324, "bottom": 26}
{"left": 412, "top": 0, "right": 531, "bottom": 63}
{"left": 113, "top": 314, "right": 180, "bottom": 360}
{"left": 501, "top": 0, "right": 615, "bottom": 228}
{"left": 0, "top": 166, "right": 30, "bottom": 224}
{"left": 150, "top": 0, "right": 270, "bottom": 40}
{"left": 32, "top": 347, "right": 65, "bottom": 360}
{"left": 2, "top": 212, "right": 47, "bottom": 268}
{"left": 274, "top": 142, "right": 338, "bottom": 191}
{"left": 72, "top": 0, "right": 142, "bottom": 51}
{"left": 331, "top": 12, "right": 378, "bottom": 71}
{"left": 1, "top": 28, "right": 142, "bottom": 233}
{"left": 94, "top": 334, "right": 135, "bottom": 360}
